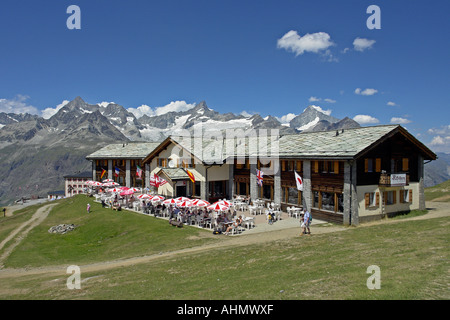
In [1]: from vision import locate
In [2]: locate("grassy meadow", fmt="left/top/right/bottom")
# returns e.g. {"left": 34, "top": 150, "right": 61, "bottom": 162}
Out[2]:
{"left": 425, "top": 179, "right": 450, "bottom": 202}
{"left": 0, "top": 195, "right": 448, "bottom": 300}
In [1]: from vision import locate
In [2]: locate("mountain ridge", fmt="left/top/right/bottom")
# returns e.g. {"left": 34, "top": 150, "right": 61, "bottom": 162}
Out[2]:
{"left": 0, "top": 96, "right": 443, "bottom": 205}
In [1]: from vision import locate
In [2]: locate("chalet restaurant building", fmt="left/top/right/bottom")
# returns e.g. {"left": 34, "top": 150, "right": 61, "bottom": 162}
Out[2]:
{"left": 86, "top": 125, "right": 436, "bottom": 225}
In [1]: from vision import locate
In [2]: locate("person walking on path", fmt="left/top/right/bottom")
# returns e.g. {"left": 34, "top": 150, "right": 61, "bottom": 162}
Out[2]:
{"left": 300, "top": 210, "right": 311, "bottom": 236}
{"left": 2, "top": 207, "right": 5, "bottom": 217}
{"left": 87, "top": 203, "right": 91, "bottom": 213}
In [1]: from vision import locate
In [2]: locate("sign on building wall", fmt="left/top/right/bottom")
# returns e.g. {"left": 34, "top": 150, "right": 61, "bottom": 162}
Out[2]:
{"left": 391, "top": 174, "right": 407, "bottom": 186}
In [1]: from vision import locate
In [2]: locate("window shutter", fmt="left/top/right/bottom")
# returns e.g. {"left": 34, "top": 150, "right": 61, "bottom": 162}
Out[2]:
{"left": 409, "top": 190, "right": 413, "bottom": 203}
{"left": 334, "top": 161, "right": 339, "bottom": 174}
{"left": 383, "top": 192, "right": 387, "bottom": 205}
{"left": 281, "top": 160, "right": 286, "bottom": 171}
{"left": 393, "top": 191, "right": 397, "bottom": 204}
{"left": 376, "top": 192, "right": 380, "bottom": 206}
{"left": 365, "top": 159, "right": 369, "bottom": 173}
{"left": 314, "top": 161, "right": 319, "bottom": 173}
{"left": 296, "top": 161, "right": 301, "bottom": 172}
{"left": 365, "top": 193, "right": 370, "bottom": 208}
{"left": 399, "top": 190, "right": 404, "bottom": 203}
{"left": 402, "top": 158, "right": 409, "bottom": 171}
{"left": 376, "top": 158, "right": 381, "bottom": 172}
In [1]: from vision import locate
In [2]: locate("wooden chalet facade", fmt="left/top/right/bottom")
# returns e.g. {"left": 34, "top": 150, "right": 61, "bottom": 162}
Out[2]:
{"left": 86, "top": 125, "right": 436, "bottom": 225}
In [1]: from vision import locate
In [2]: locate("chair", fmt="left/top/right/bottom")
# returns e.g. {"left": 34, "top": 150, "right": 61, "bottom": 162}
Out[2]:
{"left": 244, "top": 217, "right": 255, "bottom": 229}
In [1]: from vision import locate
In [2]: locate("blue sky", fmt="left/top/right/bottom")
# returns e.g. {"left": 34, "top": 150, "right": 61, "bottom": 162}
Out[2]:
{"left": 1, "top": 0, "right": 449, "bottom": 152}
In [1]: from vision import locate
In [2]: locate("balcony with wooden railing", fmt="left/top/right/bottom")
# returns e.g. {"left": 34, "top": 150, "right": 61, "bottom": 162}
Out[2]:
{"left": 379, "top": 173, "right": 409, "bottom": 187}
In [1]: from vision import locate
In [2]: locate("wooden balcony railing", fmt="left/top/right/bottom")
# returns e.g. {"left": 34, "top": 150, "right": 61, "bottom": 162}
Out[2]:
{"left": 379, "top": 173, "right": 409, "bottom": 187}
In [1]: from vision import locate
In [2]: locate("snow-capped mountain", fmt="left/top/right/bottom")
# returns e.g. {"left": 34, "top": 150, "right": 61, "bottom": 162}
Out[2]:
{"left": 0, "top": 96, "right": 366, "bottom": 205}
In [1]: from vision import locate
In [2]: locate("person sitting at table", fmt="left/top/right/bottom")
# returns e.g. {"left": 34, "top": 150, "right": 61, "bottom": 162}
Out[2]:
{"left": 225, "top": 216, "right": 243, "bottom": 235}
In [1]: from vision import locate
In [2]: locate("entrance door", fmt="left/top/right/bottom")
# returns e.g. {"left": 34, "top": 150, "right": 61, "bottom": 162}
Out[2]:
{"left": 176, "top": 185, "right": 187, "bottom": 197}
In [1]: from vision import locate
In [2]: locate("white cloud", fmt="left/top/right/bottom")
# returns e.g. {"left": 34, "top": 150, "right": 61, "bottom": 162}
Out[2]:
{"left": 277, "top": 30, "right": 334, "bottom": 57}
{"left": 428, "top": 125, "right": 450, "bottom": 152}
{"left": 353, "top": 114, "right": 379, "bottom": 124}
{"left": 387, "top": 101, "right": 397, "bottom": 106}
{"left": 430, "top": 136, "right": 447, "bottom": 146}
{"left": 127, "top": 101, "right": 195, "bottom": 118}
{"left": 390, "top": 117, "right": 411, "bottom": 124}
{"left": 276, "top": 113, "right": 297, "bottom": 125}
{"left": 309, "top": 96, "right": 336, "bottom": 103}
{"left": 41, "top": 100, "right": 70, "bottom": 119}
{"left": 355, "top": 88, "right": 378, "bottom": 96}
{"left": 0, "top": 95, "right": 39, "bottom": 115}
{"left": 353, "top": 37, "right": 376, "bottom": 52}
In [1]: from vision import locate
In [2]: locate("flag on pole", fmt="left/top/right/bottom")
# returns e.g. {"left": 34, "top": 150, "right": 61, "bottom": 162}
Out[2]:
{"left": 150, "top": 174, "right": 167, "bottom": 187}
{"left": 294, "top": 171, "right": 303, "bottom": 191}
{"left": 114, "top": 167, "right": 120, "bottom": 177}
{"left": 256, "top": 169, "right": 264, "bottom": 187}
{"left": 186, "top": 169, "right": 195, "bottom": 183}
{"left": 100, "top": 169, "right": 106, "bottom": 179}
{"left": 157, "top": 174, "right": 168, "bottom": 187}
{"left": 136, "top": 165, "right": 142, "bottom": 179}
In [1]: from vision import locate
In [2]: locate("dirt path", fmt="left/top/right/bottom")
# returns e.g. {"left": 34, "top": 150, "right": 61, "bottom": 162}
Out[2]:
{"left": 0, "top": 203, "right": 58, "bottom": 268}
{"left": 0, "top": 201, "right": 448, "bottom": 280}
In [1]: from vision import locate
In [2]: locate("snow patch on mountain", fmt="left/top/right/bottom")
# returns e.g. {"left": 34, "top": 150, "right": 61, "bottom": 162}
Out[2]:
{"left": 297, "top": 116, "right": 320, "bottom": 131}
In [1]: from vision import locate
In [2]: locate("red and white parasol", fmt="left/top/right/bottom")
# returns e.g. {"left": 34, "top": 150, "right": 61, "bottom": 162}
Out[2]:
{"left": 151, "top": 195, "right": 165, "bottom": 202}
{"left": 193, "top": 199, "right": 210, "bottom": 207}
{"left": 163, "top": 198, "right": 178, "bottom": 205}
{"left": 207, "top": 203, "right": 229, "bottom": 211}
{"left": 120, "top": 189, "right": 135, "bottom": 196}
{"left": 176, "top": 200, "right": 194, "bottom": 208}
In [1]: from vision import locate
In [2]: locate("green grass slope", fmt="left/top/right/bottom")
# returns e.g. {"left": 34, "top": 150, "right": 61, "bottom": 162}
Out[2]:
{"left": 425, "top": 179, "right": 450, "bottom": 202}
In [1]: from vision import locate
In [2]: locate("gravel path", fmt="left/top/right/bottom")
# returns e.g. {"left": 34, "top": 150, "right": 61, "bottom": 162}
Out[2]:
{"left": 0, "top": 201, "right": 448, "bottom": 280}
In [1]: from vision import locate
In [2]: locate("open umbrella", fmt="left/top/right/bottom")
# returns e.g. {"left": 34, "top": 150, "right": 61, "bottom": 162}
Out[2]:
{"left": 138, "top": 194, "right": 151, "bottom": 199}
{"left": 151, "top": 195, "right": 165, "bottom": 202}
{"left": 163, "top": 198, "right": 178, "bottom": 205}
{"left": 107, "top": 187, "right": 121, "bottom": 193}
{"left": 175, "top": 196, "right": 191, "bottom": 202}
{"left": 120, "top": 189, "right": 135, "bottom": 196}
{"left": 91, "top": 181, "right": 102, "bottom": 187}
{"left": 213, "top": 200, "right": 231, "bottom": 206}
{"left": 176, "top": 200, "right": 194, "bottom": 208}
{"left": 207, "top": 203, "right": 229, "bottom": 211}
{"left": 102, "top": 179, "right": 114, "bottom": 183}
{"left": 193, "top": 199, "right": 210, "bottom": 207}
{"left": 103, "top": 182, "right": 120, "bottom": 187}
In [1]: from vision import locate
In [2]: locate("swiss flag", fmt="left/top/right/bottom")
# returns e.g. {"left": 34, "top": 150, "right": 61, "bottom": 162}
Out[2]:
{"left": 295, "top": 171, "right": 303, "bottom": 191}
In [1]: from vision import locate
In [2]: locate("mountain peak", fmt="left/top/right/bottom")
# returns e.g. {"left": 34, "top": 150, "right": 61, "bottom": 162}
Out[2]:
{"left": 193, "top": 101, "right": 209, "bottom": 111}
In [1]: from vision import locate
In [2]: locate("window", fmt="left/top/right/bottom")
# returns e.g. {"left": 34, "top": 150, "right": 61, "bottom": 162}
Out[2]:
{"left": 287, "top": 187, "right": 299, "bottom": 205}
{"left": 385, "top": 191, "right": 396, "bottom": 205}
{"left": 391, "top": 158, "right": 408, "bottom": 173}
{"left": 262, "top": 184, "right": 272, "bottom": 200}
{"left": 400, "top": 189, "right": 412, "bottom": 203}
{"left": 321, "top": 192, "right": 335, "bottom": 211}
{"left": 365, "top": 158, "right": 381, "bottom": 173}
{"left": 365, "top": 192, "right": 379, "bottom": 208}
{"left": 158, "top": 158, "right": 167, "bottom": 168}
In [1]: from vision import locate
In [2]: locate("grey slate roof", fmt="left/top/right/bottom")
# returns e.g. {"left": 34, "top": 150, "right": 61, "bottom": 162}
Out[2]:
{"left": 172, "top": 125, "right": 401, "bottom": 161}
{"left": 87, "top": 125, "right": 434, "bottom": 162}
{"left": 158, "top": 168, "right": 190, "bottom": 180}
{"left": 272, "top": 125, "right": 400, "bottom": 159}
{"left": 86, "top": 142, "right": 161, "bottom": 159}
